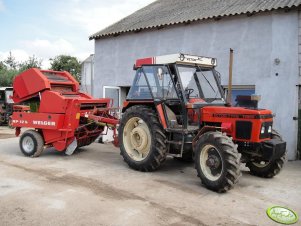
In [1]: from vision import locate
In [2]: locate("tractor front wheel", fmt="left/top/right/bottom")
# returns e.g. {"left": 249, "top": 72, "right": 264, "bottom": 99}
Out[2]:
{"left": 119, "top": 105, "right": 167, "bottom": 172}
{"left": 19, "top": 130, "right": 44, "bottom": 157}
{"left": 195, "top": 132, "right": 241, "bottom": 192}
{"left": 246, "top": 129, "right": 286, "bottom": 178}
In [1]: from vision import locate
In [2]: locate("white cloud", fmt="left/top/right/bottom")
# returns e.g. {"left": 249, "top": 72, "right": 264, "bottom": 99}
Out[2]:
{"left": 0, "top": 38, "right": 77, "bottom": 69}
{"left": 0, "top": 1, "right": 156, "bottom": 69}
{"left": 54, "top": 0, "right": 156, "bottom": 34}
{"left": 19, "top": 38, "right": 77, "bottom": 68}
{"left": 0, "top": 49, "right": 29, "bottom": 63}
{"left": 20, "top": 38, "right": 75, "bottom": 58}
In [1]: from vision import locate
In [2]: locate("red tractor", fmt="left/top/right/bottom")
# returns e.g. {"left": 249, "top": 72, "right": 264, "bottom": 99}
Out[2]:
{"left": 119, "top": 53, "right": 286, "bottom": 192}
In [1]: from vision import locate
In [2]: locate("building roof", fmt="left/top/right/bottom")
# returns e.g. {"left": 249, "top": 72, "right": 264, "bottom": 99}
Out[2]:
{"left": 81, "top": 54, "right": 94, "bottom": 65}
{"left": 90, "top": 0, "right": 301, "bottom": 40}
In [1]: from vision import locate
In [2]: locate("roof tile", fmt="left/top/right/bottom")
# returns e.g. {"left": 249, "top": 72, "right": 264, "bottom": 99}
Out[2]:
{"left": 90, "top": 0, "right": 301, "bottom": 39}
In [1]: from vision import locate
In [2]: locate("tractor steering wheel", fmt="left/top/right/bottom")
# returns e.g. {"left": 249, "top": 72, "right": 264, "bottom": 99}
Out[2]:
{"left": 185, "top": 88, "right": 194, "bottom": 99}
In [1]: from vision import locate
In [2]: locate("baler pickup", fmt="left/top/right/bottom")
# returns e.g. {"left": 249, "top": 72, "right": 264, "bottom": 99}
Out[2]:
{"left": 11, "top": 68, "right": 119, "bottom": 156}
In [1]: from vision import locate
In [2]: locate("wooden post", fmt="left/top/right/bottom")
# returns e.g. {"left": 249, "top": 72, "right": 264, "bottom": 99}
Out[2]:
{"left": 227, "top": 48, "right": 234, "bottom": 105}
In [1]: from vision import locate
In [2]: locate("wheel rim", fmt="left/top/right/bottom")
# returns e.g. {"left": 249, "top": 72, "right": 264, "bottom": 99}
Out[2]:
{"left": 252, "top": 161, "right": 270, "bottom": 168}
{"left": 123, "top": 117, "right": 151, "bottom": 161}
{"left": 22, "top": 136, "right": 34, "bottom": 153}
{"left": 200, "top": 144, "right": 223, "bottom": 181}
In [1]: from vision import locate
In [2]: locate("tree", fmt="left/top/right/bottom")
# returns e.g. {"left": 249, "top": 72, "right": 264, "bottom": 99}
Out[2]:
{"left": 4, "top": 51, "right": 18, "bottom": 70}
{"left": 19, "top": 55, "right": 42, "bottom": 72}
{"left": 0, "top": 53, "right": 19, "bottom": 86}
{"left": 0, "top": 66, "right": 18, "bottom": 86}
{"left": 49, "top": 55, "right": 81, "bottom": 81}
{"left": 0, "top": 54, "right": 42, "bottom": 86}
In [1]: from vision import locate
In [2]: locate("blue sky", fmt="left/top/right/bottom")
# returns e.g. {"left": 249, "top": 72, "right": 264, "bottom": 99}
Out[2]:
{"left": 0, "top": 0, "right": 155, "bottom": 68}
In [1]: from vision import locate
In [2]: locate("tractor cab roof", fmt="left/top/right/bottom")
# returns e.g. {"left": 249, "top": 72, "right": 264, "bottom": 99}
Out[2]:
{"left": 134, "top": 53, "right": 217, "bottom": 69}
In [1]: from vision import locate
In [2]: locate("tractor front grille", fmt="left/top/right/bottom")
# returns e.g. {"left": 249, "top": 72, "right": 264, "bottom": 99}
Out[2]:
{"left": 236, "top": 121, "right": 252, "bottom": 140}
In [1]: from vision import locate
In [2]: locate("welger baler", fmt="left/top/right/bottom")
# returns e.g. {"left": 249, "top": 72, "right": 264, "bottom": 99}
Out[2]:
{"left": 11, "top": 68, "right": 119, "bottom": 157}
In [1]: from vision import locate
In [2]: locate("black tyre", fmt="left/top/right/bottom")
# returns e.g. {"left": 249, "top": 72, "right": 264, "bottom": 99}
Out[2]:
{"left": 246, "top": 129, "right": 286, "bottom": 178}
{"left": 119, "top": 105, "right": 167, "bottom": 172}
{"left": 195, "top": 132, "right": 241, "bottom": 193}
{"left": 8, "top": 117, "right": 14, "bottom": 129}
{"left": 19, "top": 130, "right": 44, "bottom": 157}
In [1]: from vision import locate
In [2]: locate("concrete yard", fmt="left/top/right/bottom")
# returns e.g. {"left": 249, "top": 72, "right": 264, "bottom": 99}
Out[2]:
{"left": 0, "top": 126, "right": 300, "bottom": 226}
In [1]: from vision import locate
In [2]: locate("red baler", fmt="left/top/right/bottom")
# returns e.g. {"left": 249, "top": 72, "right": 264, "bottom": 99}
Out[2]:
{"left": 11, "top": 68, "right": 119, "bottom": 157}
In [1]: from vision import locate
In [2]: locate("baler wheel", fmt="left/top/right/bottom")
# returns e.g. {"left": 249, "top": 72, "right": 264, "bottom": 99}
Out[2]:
{"left": 8, "top": 117, "right": 14, "bottom": 129}
{"left": 246, "top": 129, "right": 286, "bottom": 178}
{"left": 119, "top": 105, "right": 167, "bottom": 172}
{"left": 195, "top": 131, "right": 241, "bottom": 193}
{"left": 19, "top": 130, "right": 44, "bottom": 157}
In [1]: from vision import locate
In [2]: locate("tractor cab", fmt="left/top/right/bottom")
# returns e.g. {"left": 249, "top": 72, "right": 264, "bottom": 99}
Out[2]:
{"left": 125, "top": 53, "right": 224, "bottom": 130}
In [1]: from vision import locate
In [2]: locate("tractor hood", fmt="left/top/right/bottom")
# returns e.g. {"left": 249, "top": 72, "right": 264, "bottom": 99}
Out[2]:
{"left": 202, "top": 106, "right": 273, "bottom": 120}
{"left": 200, "top": 106, "right": 273, "bottom": 143}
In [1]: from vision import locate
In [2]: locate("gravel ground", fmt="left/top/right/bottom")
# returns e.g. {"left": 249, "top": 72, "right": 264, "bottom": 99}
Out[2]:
{"left": 0, "top": 126, "right": 300, "bottom": 226}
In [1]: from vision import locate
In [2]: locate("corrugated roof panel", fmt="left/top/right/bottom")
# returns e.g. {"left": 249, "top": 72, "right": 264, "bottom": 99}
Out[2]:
{"left": 90, "top": 0, "right": 301, "bottom": 39}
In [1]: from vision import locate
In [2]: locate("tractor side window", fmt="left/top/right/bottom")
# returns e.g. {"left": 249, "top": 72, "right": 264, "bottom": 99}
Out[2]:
{"left": 127, "top": 69, "right": 152, "bottom": 99}
{"left": 143, "top": 66, "right": 177, "bottom": 99}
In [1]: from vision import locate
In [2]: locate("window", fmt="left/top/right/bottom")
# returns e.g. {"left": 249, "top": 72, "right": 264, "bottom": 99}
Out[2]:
{"left": 177, "top": 66, "right": 223, "bottom": 102}
{"left": 223, "top": 85, "right": 255, "bottom": 106}
{"left": 0, "top": 91, "right": 4, "bottom": 102}
{"left": 127, "top": 66, "right": 178, "bottom": 100}
{"left": 127, "top": 69, "right": 152, "bottom": 99}
{"left": 143, "top": 66, "right": 177, "bottom": 99}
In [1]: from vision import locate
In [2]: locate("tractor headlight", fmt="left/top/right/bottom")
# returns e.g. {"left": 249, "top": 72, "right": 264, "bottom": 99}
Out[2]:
{"left": 268, "top": 126, "right": 272, "bottom": 133}
{"left": 261, "top": 126, "right": 265, "bottom": 134}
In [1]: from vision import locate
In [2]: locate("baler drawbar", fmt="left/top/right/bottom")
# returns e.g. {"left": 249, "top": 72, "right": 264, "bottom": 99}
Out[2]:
{"left": 11, "top": 68, "right": 119, "bottom": 156}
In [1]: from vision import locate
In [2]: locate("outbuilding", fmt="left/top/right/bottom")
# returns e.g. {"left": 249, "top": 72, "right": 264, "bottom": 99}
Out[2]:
{"left": 88, "top": 0, "right": 301, "bottom": 160}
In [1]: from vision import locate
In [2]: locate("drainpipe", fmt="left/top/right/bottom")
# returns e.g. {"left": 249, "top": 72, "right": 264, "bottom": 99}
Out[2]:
{"left": 227, "top": 48, "right": 234, "bottom": 105}
{"left": 91, "top": 54, "right": 94, "bottom": 96}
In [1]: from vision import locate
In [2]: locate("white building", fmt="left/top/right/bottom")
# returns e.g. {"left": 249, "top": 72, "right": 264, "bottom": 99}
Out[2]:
{"left": 80, "top": 54, "right": 94, "bottom": 95}
{"left": 89, "top": 0, "right": 301, "bottom": 160}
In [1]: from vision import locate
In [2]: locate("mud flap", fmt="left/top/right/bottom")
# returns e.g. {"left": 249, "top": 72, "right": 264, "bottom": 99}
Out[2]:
{"left": 65, "top": 139, "right": 78, "bottom": 156}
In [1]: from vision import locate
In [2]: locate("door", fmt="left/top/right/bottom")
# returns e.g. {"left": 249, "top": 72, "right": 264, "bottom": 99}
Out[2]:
{"left": 223, "top": 85, "right": 255, "bottom": 106}
{"left": 103, "top": 86, "right": 121, "bottom": 142}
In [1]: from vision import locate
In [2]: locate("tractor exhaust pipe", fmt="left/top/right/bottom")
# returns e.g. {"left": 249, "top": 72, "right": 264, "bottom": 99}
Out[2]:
{"left": 227, "top": 48, "right": 234, "bottom": 106}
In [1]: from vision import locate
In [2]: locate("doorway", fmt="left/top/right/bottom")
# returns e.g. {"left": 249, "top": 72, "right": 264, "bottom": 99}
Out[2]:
{"left": 102, "top": 86, "right": 130, "bottom": 142}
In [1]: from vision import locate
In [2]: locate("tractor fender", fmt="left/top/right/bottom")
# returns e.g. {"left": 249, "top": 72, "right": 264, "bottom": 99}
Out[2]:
{"left": 192, "top": 126, "right": 221, "bottom": 151}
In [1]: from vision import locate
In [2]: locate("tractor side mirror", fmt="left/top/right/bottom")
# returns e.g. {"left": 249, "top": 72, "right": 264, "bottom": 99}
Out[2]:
{"left": 157, "top": 68, "right": 163, "bottom": 80}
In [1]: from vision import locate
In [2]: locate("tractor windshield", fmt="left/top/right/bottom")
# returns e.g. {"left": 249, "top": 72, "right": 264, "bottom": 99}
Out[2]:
{"left": 177, "top": 65, "right": 224, "bottom": 102}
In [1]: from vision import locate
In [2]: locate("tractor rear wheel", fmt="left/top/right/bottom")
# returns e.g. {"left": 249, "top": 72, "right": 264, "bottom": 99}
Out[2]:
{"left": 195, "top": 132, "right": 241, "bottom": 193}
{"left": 119, "top": 105, "right": 167, "bottom": 172}
{"left": 19, "top": 130, "right": 44, "bottom": 157}
{"left": 246, "top": 129, "right": 286, "bottom": 178}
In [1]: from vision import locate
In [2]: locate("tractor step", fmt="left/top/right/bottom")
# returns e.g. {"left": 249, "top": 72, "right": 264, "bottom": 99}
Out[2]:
{"left": 166, "top": 126, "right": 199, "bottom": 133}
{"left": 166, "top": 140, "right": 182, "bottom": 145}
